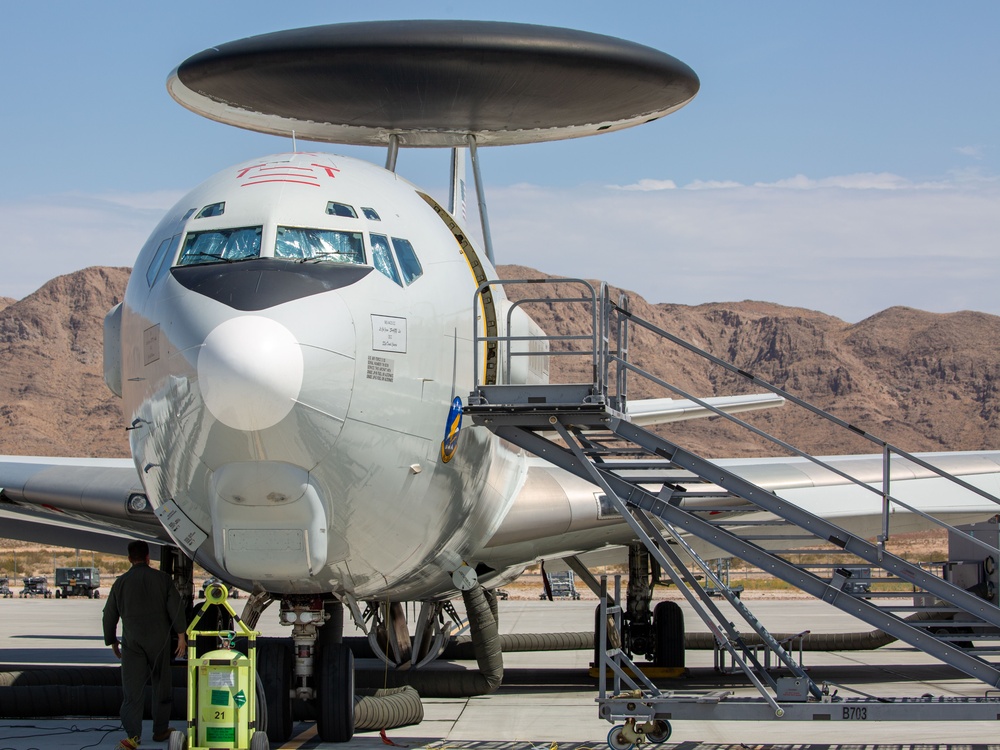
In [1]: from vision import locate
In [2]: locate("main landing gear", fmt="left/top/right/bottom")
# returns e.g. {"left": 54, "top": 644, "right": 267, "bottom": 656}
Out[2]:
{"left": 600, "top": 543, "right": 684, "bottom": 670}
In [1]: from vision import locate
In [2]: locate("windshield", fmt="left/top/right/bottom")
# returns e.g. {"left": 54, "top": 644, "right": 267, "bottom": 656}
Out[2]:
{"left": 370, "top": 234, "right": 402, "bottom": 286}
{"left": 176, "top": 226, "right": 262, "bottom": 266}
{"left": 391, "top": 237, "right": 423, "bottom": 284}
{"left": 275, "top": 226, "right": 365, "bottom": 264}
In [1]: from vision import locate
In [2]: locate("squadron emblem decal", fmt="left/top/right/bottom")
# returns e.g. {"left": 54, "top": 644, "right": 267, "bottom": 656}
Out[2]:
{"left": 440, "top": 397, "right": 463, "bottom": 463}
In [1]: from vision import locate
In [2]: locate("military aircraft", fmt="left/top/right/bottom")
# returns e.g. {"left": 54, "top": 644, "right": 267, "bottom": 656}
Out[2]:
{"left": 2, "top": 21, "right": 999, "bottom": 744}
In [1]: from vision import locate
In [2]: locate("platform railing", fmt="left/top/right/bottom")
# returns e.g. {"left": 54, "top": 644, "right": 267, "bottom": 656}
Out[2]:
{"left": 472, "top": 278, "right": 603, "bottom": 400}
{"left": 601, "top": 296, "right": 1000, "bottom": 561}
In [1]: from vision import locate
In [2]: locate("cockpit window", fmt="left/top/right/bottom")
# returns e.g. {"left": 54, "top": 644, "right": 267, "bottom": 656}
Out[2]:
{"left": 145, "top": 237, "right": 173, "bottom": 286}
{"left": 195, "top": 202, "right": 226, "bottom": 219}
{"left": 391, "top": 237, "right": 423, "bottom": 284}
{"left": 176, "top": 226, "right": 262, "bottom": 266}
{"left": 361, "top": 207, "right": 381, "bottom": 221}
{"left": 275, "top": 226, "right": 365, "bottom": 264}
{"left": 325, "top": 202, "right": 358, "bottom": 218}
{"left": 369, "top": 234, "right": 402, "bottom": 286}
{"left": 146, "top": 234, "right": 182, "bottom": 286}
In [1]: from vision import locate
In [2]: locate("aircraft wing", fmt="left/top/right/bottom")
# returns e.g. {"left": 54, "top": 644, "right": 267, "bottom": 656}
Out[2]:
{"left": 0, "top": 456, "right": 169, "bottom": 555}
{"left": 481, "top": 450, "right": 1000, "bottom": 574}
{"left": 625, "top": 393, "right": 784, "bottom": 426}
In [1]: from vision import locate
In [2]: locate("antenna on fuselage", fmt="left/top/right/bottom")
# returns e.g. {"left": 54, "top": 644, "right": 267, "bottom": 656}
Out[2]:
{"left": 292, "top": 129, "right": 297, "bottom": 152}
{"left": 466, "top": 135, "right": 495, "bottom": 265}
{"left": 386, "top": 134, "right": 399, "bottom": 173}
{"left": 448, "top": 147, "right": 467, "bottom": 224}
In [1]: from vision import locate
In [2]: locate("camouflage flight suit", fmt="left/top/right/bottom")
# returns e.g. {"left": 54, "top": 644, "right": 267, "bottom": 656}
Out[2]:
{"left": 103, "top": 562, "right": 187, "bottom": 740}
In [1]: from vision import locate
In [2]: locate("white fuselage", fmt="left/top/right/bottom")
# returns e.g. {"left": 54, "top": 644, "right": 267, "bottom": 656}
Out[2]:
{"left": 117, "top": 152, "right": 534, "bottom": 598}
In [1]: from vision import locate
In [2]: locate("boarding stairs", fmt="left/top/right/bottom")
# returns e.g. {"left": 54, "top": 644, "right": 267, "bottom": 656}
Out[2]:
{"left": 465, "top": 278, "right": 1000, "bottom": 721}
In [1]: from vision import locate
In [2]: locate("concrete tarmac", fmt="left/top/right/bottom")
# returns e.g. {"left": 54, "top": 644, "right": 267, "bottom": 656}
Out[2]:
{"left": 1, "top": 595, "right": 999, "bottom": 749}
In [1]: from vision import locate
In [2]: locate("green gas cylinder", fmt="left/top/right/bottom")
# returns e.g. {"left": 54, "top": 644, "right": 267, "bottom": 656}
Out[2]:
{"left": 194, "top": 648, "right": 252, "bottom": 749}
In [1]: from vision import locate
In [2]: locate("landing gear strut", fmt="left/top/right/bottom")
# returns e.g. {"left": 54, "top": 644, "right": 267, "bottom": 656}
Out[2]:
{"left": 621, "top": 542, "right": 684, "bottom": 668}
{"left": 161, "top": 546, "right": 196, "bottom": 663}
{"left": 624, "top": 542, "right": 655, "bottom": 659}
{"left": 162, "top": 545, "right": 194, "bottom": 614}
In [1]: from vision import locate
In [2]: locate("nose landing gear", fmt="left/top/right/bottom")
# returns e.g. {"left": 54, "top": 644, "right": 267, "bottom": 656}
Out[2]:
{"left": 262, "top": 597, "right": 354, "bottom": 743}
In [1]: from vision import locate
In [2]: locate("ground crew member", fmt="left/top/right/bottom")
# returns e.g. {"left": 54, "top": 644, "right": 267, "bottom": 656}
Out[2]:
{"left": 103, "top": 540, "right": 188, "bottom": 749}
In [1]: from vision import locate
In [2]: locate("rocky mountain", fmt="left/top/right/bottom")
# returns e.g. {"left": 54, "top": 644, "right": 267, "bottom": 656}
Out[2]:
{"left": 0, "top": 265, "right": 997, "bottom": 461}
{"left": 0, "top": 267, "right": 131, "bottom": 457}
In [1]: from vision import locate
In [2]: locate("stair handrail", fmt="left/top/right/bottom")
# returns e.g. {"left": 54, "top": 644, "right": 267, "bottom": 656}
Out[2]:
{"left": 601, "top": 297, "right": 1000, "bottom": 558}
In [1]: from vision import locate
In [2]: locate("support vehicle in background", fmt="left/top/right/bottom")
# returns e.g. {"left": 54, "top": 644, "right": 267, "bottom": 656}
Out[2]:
{"left": 20, "top": 576, "right": 50, "bottom": 598}
{"left": 542, "top": 571, "right": 581, "bottom": 600}
{"left": 0, "top": 577, "right": 11, "bottom": 598}
{"left": 54, "top": 567, "right": 101, "bottom": 599}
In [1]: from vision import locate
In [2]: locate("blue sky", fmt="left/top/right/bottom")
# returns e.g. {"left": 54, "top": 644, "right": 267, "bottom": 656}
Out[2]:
{"left": 1, "top": 2, "right": 997, "bottom": 321}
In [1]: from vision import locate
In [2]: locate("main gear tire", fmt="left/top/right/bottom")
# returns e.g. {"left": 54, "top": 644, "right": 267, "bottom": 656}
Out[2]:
{"left": 316, "top": 642, "right": 354, "bottom": 742}
{"left": 258, "top": 638, "right": 293, "bottom": 743}
{"left": 652, "top": 600, "right": 684, "bottom": 668}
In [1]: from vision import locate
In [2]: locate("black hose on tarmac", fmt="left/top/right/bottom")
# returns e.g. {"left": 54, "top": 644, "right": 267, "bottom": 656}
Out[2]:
{"left": 0, "top": 683, "right": 423, "bottom": 727}
{"left": 0, "top": 608, "right": 949, "bottom": 718}
{"left": 0, "top": 667, "right": 122, "bottom": 688}
{"left": 345, "top": 630, "right": 594, "bottom": 659}
{"left": 682, "top": 610, "right": 942, "bottom": 651}
{"left": 0, "top": 685, "right": 187, "bottom": 719}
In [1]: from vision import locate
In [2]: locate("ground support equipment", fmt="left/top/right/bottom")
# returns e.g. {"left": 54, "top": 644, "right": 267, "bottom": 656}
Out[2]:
{"left": 465, "top": 279, "right": 1000, "bottom": 745}
{"left": 54, "top": 566, "right": 101, "bottom": 599}
{"left": 172, "top": 582, "right": 268, "bottom": 750}
{"left": 595, "top": 575, "right": 1000, "bottom": 749}
{"left": 19, "top": 576, "right": 50, "bottom": 598}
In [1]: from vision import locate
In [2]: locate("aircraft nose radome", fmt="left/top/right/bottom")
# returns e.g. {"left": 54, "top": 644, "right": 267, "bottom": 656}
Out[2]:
{"left": 198, "top": 316, "right": 304, "bottom": 431}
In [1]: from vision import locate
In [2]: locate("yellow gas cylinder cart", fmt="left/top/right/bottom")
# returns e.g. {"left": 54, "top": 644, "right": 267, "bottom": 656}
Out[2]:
{"left": 169, "top": 583, "right": 269, "bottom": 750}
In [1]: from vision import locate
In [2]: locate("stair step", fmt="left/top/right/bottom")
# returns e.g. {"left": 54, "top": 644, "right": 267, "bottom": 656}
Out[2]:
{"left": 591, "top": 461, "right": 683, "bottom": 470}
{"left": 757, "top": 548, "right": 854, "bottom": 556}
{"left": 909, "top": 622, "right": 1000, "bottom": 631}
{"left": 879, "top": 604, "right": 964, "bottom": 613}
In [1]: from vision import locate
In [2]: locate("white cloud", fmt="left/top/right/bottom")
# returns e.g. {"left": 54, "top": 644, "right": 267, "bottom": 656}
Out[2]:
{"left": 754, "top": 172, "right": 945, "bottom": 190}
{"left": 0, "top": 193, "right": 167, "bottom": 298}
{"left": 490, "top": 173, "right": 1000, "bottom": 322}
{"left": 607, "top": 171, "right": 957, "bottom": 193}
{"left": 84, "top": 190, "right": 186, "bottom": 211}
{"left": 683, "top": 179, "right": 744, "bottom": 190}
{"left": 3, "top": 175, "right": 997, "bottom": 325}
{"left": 955, "top": 145, "right": 984, "bottom": 159}
{"left": 607, "top": 178, "right": 678, "bottom": 191}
